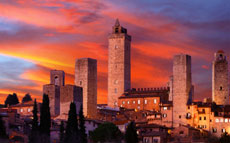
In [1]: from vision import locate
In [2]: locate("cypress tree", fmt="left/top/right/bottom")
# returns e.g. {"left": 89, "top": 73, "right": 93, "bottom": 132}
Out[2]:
{"left": 65, "top": 102, "right": 79, "bottom": 143}
{"left": 0, "top": 116, "right": 7, "bottom": 138}
{"left": 59, "top": 121, "right": 65, "bottom": 143}
{"left": 125, "top": 121, "right": 138, "bottom": 143}
{"left": 79, "top": 104, "right": 87, "bottom": 143}
{"left": 29, "top": 99, "right": 39, "bottom": 143}
{"left": 39, "top": 94, "right": 51, "bottom": 143}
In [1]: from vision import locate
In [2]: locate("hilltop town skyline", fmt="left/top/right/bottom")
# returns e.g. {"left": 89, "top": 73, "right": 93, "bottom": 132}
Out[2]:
{"left": 0, "top": 0, "right": 230, "bottom": 104}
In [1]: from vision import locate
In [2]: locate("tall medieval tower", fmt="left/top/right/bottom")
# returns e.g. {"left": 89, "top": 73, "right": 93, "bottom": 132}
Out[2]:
{"left": 172, "top": 54, "right": 192, "bottom": 127}
{"left": 108, "top": 19, "right": 131, "bottom": 108}
{"left": 212, "top": 50, "right": 229, "bottom": 105}
{"left": 75, "top": 58, "right": 97, "bottom": 118}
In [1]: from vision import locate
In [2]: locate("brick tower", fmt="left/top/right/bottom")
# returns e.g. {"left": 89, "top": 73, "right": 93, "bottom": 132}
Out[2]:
{"left": 43, "top": 70, "right": 64, "bottom": 116}
{"left": 212, "top": 50, "right": 229, "bottom": 105}
{"left": 108, "top": 19, "right": 131, "bottom": 108}
{"left": 172, "top": 54, "right": 192, "bottom": 127}
{"left": 75, "top": 58, "right": 97, "bottom": 118}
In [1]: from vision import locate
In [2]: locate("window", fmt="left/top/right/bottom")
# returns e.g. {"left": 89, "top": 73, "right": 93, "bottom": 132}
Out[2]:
{"left": 179, "top": 131, "right": 184, "bottom": 135}
{"left": 138, "top": 100, "right": 140, "bottom": 104}
{"left": 199, "top": 117, "right": 202, "bottom": 120}
{"left": 188, "top": 106, "right": 190, "bottom": 109}
{"left": 137, "top": 106, "right": 140, "bottom": 109}
{"left": 222, "top": 129, "right": 226, "bottom": 133}
{"left": 28, "top": 108, "right": 31, "bottom": 112}
{"left": 122, "top": 101, "right": 125, "bottom": 104}
{"left": 213, "top": 128, "right": 217, "bottom": 133}
{"left": 220, "top": 86, "right": 223, "bottom": 91}
{"left": 114, "top": 88, "right": 117, "bottom": 93}
{"left": 202, "top": 109, "right": 205, "bottom": 112}
{"left": 127, "top": 101, "right": 130, "bottom": 104}
{"left": 20, "top": 109, "right": 23, "bottom": 112}
{"left": 225, "top": 119, "right": 228, "bottom": 123}
{"left": 79, "top": 81, "right": 82, "bottom": 85}
{"left": 179, "top": 115, "right": 181, "bottom": 119}
{"left": 144, "top": 99, "right": 147, "bottom": 104}
{"left": 204, "top": 117, "right": 206, "bottom": 120}
{"left": 216, "top": 119, "right": 219, "bottom": 123}
{"left": 220, "top": 118, "right": 223, "bottom": 122}
{"left": 133, "top": 101, "right": 135, "bottom": 104}
{"left": 154, "top": 99, "right": 157, "bottom": 104}
{"left": 114, "top": 80, "right": 118, "bottom": 84}
{"left": 163, "top": 107, "right": 167, "bottom": 110}
{"left": 54, "top": 76, "right": 59, "bottom": 85}
{"left": 162, "top": 114, "right": 167, "bottom": 118}
{"left": 120, "top": 105, "right": 123, "bottom": 107}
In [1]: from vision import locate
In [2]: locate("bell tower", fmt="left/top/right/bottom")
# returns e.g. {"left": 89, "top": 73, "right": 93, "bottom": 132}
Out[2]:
{"left": 212, "top": 50, "right": 229, "bottom": 105}
{"left": 108, "top": 19, "right": 131, "bottom": 108}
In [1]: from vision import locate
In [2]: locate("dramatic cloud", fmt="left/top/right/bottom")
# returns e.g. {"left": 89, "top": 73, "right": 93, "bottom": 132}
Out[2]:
{"left": 0, "top": 0, "right": 229, "bottom": 103}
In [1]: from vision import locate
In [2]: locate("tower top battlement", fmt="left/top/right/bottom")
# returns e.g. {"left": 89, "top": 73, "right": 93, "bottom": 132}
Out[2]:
{"left": 112, "top": 19, "right": 127, "bottom": 34}
{"left": 214, "top": 50, "right": 227, "bottom": 61}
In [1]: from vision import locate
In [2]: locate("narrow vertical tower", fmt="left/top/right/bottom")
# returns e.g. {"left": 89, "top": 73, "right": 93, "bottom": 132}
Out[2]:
{"left": 108, "top": 19, "right": 131, "bottom": 108}
{"left": 75, "top": 58, "right": 97, "bottom": 118}
{"left": 212, "top": 50, "right": 229, "bottom": 105}
{"left": 172, "top": 54, "right": 192, "bottom": 127}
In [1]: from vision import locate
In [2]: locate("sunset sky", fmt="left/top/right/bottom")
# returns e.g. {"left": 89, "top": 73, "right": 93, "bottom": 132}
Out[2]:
{"left": 0, "top": 0, "right": 229, "bottom": 104}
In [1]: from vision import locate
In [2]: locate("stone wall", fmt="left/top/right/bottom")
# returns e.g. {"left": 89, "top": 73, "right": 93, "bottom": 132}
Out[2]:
{"left": 75, "top": 58, "right": 97, "bottom": 118}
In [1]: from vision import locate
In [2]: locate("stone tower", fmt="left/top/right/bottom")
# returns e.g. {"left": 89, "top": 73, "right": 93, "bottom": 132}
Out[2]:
{"left": 172, "top": 54, "right": 192, "bottom": 127}
{"left": 43, "top": 70, "right": 64, "bottom": 116}
{"left": 108, "top": 19, "right": 131, "bottom": 108}
{"left": 50, "top": 70, "right": 65, "bottom": 86}
{"left": 75, "top": 58, "right": 97, "bottom": 118}
{"left": 212, "top": 50, "right": 229, "bottom": 105}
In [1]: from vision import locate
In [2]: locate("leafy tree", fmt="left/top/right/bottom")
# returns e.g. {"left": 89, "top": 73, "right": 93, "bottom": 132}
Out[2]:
{"left": 65, "top": 102, "right": 79, "bottom": 143}
{"left": 79, "top": 104, "right": 87, "bottom": 143}
{"left": 39, "top": 94, "right": 51, "bottom": 143}
{"left": 4, "top": 93, "right": 19, "bottom": 106}
{"left": 125, "top": 121, "right": 138, "bottom": 143}
{"left": 29, "top": 99, "right": 39, "bottom": 143}
{"left": 0, "top": 116, "right": 7, "bottom": 138}
{"left": 22, "top": 93, "right": 32, "bottom": 103}
{"left": 90, "top": 122, "right": 122, "bottom": 142}
{"left": 219, "top": 132, "right": 230, "bottom": 143}
{"left": 59, "top": 121, "right": 65, "bottom": 143}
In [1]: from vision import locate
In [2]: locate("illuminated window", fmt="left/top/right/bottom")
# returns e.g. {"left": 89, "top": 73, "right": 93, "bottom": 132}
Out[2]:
{"left": 133, "top": 101, "right": 135, "bottom": 104}
{"left": 225, "top": 119, "right": 228, "bottom": 123}
{"left": 216, "top": 119, "right": 219, "bottom": 123}
{"left": 222, "top": 129, "right": 226, "bottom": 133}
{"left": 220, "top": 118, "right": 223, "bottom": 122}
{"left": 137, "top": 106, "right": 140, "bottom": 109}
{"left": 20, "top": 109, "right": 23, "bottom": 112}
{"left": 163, "top": 107, "right": 167, "bottom": 110}
{"left": 115, "top": 45, "right": 118, "bottom": 49}
{"left": 122, "top": 101, "right": 125, "bottom": 104}
{"left": 127, "top": 101, "right": 130, "bottom": 104}
{"left": 120, "top": 105, "right": 123, "bottom": 107}
{"left": 144, "top": 99, "right": 147, "bottom": 104}
{"left": 163, "top": 114, "right": 167, "bottom": 118}
{"left": 154, "top": 99, "right": 157, "bottom": 104}
{"left": 138, "top": 100, "right": 140, "bottom": 104}
{"left": 28, "top": 108, "right": 31, "bottom": 112}
{"left": 213, "top": 128, "right": 217, "bottom": 133}
{"left": 114, "top": 80, "right": 118, "bottom": 84}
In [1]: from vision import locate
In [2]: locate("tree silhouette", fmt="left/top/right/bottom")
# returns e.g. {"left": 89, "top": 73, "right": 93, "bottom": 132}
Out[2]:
{"left": 59, "top": 121, "right": 65, "bottom": 143}
{"left": 39, "top": 94, "right": 51, "bottom": 143}
{"left": 29, "top": 99, "right": 39, "bottom": 143}
{"left": 22, "top": 93, "right": 32, "bottom": 103}
{"left": 125, "top": 121, "right": 138, "bottom": 143}
{"left": 4, "top": 93, "right": 19, "bottom": 107}
{"left": 79, "top": 104, "right": 87, "bottom": 143}
{"left": 65, "top": 102, "right": 79, "bottom": 143}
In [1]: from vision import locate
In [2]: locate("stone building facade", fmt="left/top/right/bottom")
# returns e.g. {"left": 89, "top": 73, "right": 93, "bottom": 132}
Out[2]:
{"left": 108, "top": 19, "right": 131, "bottom": 108}
{"left": 75, "top": 58, "right": 97, "bottom": 118}
{"left": 43, "top": 84, "right": 60, "bottom": 116}
{"left": 118, "top": 87, "right": 169, "bottom": 111}
{"left": 172, "top": 54, "right": 193, "bottom": 127}
{"left": 60, "top": 85, "right": 82, "bottom": 115}
{"left": 212, "top": 50, "right": 229, "bottom": 105}
{"left": 43, "top": 70, "right": 83, "bottom": 117}
{"left": 50, "top": 70, "right": 65, "bottom": 86}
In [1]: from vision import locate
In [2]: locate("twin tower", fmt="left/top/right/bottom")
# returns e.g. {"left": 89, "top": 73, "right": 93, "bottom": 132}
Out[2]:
{"left": 172, "top": 51, "right": 229, "bottom": 126}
